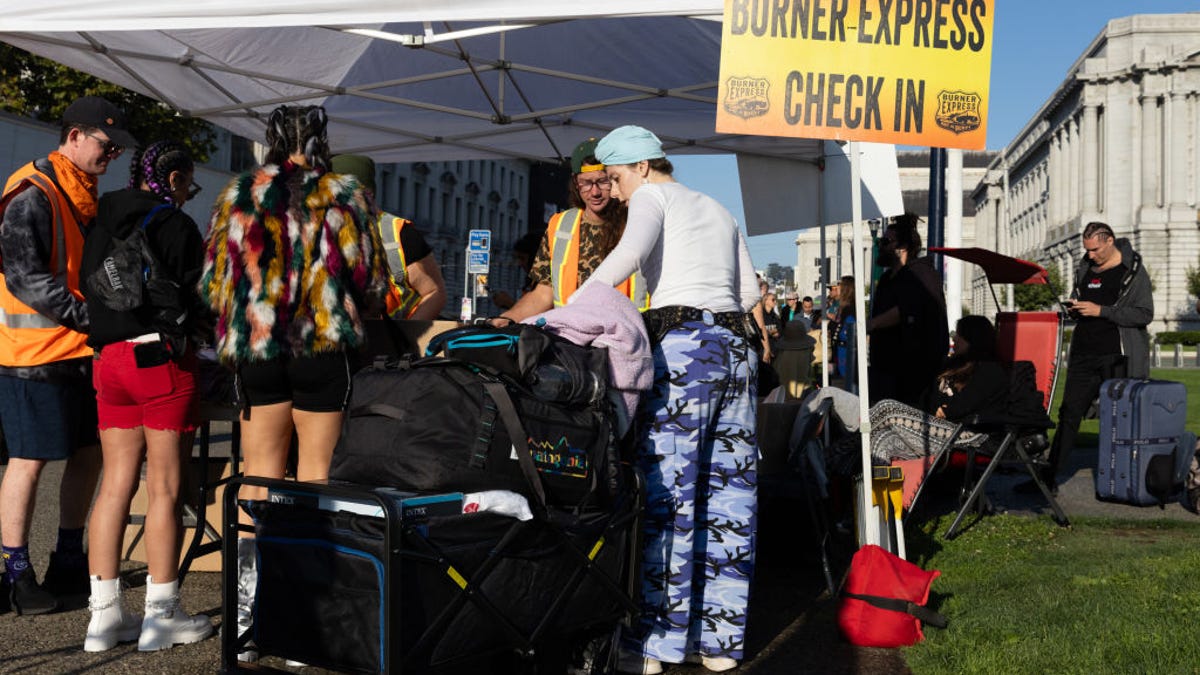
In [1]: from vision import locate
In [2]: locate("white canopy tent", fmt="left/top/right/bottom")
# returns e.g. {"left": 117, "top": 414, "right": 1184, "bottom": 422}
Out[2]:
{"left": 1, "top": 3, "right": 829, "bottom": 165}
{"left": 1, "top": 1, "right": 900, "bottom": 547}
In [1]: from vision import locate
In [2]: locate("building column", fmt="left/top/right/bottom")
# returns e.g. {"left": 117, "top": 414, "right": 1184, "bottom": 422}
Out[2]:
{"left": 1168, "top": 90, "right": 1189, "bottom": 208}
{"left": 1066, "top": 116, "right": 1079, "bottom": 219}
{"left": 1081, "top": 103, "right": 1099, "bottom": 214}
{"left": 1140, "top": 94, "right": 1159, "bottom": 208}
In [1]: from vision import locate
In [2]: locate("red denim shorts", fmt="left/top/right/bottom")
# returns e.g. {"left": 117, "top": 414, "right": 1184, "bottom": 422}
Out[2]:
{"left": 93, "top": 341, "right": 199, "bottom": 432}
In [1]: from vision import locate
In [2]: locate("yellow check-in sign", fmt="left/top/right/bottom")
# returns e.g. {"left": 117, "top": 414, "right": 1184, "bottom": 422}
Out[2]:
{"left": 717, "top": 0, "right": 994, "bottom": 149}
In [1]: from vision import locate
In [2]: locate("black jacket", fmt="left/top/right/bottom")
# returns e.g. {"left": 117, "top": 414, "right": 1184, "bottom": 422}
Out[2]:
{"left": 81, "top": 188, "right": 206, "bottom": 349}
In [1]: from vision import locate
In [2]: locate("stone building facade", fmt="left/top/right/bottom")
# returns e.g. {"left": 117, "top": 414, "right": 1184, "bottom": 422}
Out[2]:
{"left": 972, "top": 13, "right": 1200, "bottom": 331}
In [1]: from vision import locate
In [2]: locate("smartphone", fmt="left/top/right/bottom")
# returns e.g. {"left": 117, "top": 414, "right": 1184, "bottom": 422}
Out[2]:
{"left": 1058, "top": 299, "right": 1074, "bottom": 313}
{"left": 133, "top": 341, "right": 172, "bottom": 368}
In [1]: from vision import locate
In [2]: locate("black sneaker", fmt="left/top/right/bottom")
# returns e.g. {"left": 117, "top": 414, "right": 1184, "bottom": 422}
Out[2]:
{"left": 43, "top": 551, "right": 89, "bottom": 597}
{"left": 0, "top": 573, "right": 10, "bottom": 614}
{"left": 9, "top": 567, "right": 61, "bottom": 615}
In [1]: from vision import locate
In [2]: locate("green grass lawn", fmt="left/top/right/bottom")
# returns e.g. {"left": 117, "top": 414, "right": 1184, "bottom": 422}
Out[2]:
{"left": 898, "top": 368, "right": 1200, "bottom": 673}
{"left": 1046, "top": 366, "right": 1200, "bottom": 449}
{"left": 903, "top": 516, "right": 1200, "bottom": 674}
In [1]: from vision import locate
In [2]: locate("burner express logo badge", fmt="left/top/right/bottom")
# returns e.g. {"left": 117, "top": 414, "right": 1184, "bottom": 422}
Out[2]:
{"left": 723, "top": 76, "right": 770, "bottom": 119}
{"left": 935, "top": 90, "right": 982, "bottom": 134}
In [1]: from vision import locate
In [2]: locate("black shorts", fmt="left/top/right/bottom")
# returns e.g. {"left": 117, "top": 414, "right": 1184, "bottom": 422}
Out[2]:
{"left": 237, "top": 352, "right": 352, "bottom": 413}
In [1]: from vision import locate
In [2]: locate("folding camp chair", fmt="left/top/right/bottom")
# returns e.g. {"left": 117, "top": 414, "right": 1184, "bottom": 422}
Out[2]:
{"left": 888, "top": 250, "right": 1070, "bottom": 537}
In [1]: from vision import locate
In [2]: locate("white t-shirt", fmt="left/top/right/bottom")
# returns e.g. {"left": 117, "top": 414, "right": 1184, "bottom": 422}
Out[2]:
{"left": 579, "top": 182, "right": 759, "bottom": 313}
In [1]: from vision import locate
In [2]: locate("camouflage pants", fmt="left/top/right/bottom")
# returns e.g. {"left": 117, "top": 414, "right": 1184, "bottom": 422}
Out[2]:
{"left": 626, "top": 319, "right": 758, "bottom": 663}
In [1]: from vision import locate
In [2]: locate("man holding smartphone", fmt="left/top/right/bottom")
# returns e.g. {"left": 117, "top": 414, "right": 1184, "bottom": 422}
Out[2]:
{"left": 1021, "top": 222, "right": 1153, "bottom": 493}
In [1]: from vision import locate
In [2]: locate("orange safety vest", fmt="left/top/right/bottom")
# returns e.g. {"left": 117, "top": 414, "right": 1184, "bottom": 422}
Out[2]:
{"left": 0, "top": 162, "right": 92, "bottom": 367}
{"left": 380, "top": 213, "right": 422, "bottom": 319}
{"left": 547, "top": 209, "right": 650, "bottom": 310}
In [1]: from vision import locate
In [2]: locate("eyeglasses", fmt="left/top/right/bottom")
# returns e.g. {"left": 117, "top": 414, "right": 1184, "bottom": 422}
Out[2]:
{"left": 576, "top": 177, "right": 612, "bottom": 192}
{"left": 187, "top": 181, "right": 202, "bottom": 201}
{"left": 84, "top": 132, "right": 123, "bottom": 158}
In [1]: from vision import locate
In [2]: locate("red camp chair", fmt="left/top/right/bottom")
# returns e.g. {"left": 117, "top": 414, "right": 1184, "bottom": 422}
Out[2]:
{"left": 898, "top": 248, "right": 1070, "bottom": 537}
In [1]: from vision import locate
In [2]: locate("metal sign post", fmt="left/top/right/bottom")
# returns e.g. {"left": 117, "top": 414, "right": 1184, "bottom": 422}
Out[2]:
{"left": 463, "top": 229, "right": 492, "bottom": 321}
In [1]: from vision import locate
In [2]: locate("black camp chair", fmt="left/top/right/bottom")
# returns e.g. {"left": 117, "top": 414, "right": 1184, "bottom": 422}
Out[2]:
{"left": 907, "top": 361, "right": 1070, "bottom": 538}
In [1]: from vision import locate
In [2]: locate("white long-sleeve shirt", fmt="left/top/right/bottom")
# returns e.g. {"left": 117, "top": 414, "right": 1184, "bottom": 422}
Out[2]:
{"left": 578, "top": 182, "right": 760, "bottom": 313}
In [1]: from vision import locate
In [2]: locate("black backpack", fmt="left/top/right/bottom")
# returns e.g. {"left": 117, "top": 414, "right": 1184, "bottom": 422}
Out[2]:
{"left": 85, "top": 203, "right": 186, "bottom": 327}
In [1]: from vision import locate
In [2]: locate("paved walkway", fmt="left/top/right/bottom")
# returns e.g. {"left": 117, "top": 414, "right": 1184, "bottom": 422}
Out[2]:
{"left": 0, "top": 430, "right": 1194, "bottom": 674}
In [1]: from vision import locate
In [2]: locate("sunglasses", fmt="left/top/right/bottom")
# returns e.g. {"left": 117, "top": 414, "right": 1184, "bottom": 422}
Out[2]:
{"left": 84, "top": 132, "right": 124, "bottom": 158}
{"left": 187, "top": 181, "right": 203, "bottom": 201}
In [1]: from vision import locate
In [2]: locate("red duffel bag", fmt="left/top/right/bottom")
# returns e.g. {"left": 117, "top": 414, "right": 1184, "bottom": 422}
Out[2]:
{"left": 838, "top": 544, "right": 948, "bottom": 648}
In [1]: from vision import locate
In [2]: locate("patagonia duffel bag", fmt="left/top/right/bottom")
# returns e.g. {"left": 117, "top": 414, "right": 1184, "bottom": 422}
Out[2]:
{"left": 329, "top": 357, "right": 619, "bottom": 511}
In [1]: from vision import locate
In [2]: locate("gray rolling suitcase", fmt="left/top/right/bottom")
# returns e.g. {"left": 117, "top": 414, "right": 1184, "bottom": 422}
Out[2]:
{"left": 1095, "top": 379, "right": 1188, "bottom": 505}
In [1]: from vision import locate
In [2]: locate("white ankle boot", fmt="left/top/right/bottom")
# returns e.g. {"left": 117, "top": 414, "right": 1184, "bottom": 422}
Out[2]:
{"left": 235, "top": 537, "right": 259, "bottom": 662}
{"left": 84, "top": 576, "right": 142, "bottom": 652}
{"left": 137, "top": 576, "right": 213, "bottom": 651}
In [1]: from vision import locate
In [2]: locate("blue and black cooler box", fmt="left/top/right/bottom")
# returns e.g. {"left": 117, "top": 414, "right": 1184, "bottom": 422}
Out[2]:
{"left": 223, "top": 477, "right": 642, "bottom": 673}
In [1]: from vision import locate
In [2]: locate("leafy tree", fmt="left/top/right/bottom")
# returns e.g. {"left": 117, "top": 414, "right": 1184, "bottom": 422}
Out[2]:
{"left": 0, "top": 44, "right": 216, "bottom": 163}
{"left": 1014, "top": 263, "right": 1064, "bottom": 311}
{"left": 1186, "top": 256, "right": 1200, "bottom": 299}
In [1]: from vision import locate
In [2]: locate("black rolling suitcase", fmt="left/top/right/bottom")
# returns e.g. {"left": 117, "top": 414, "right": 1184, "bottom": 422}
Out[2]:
{"left": 222, "top": 473, "right": 643, "bottom": 673}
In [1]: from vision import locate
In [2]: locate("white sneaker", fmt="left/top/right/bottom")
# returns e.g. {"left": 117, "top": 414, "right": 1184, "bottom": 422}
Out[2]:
{"left": 83, "top": 576, "right": 142, "bottom": 652}
{"left": 617, "top": 648, "right": 663, "bottom": 675}
{"left": 137, "top": 577, "right": 213, "bottom": 651}
{"left": 685, "top": 653, "right": 740, "bottom": 672}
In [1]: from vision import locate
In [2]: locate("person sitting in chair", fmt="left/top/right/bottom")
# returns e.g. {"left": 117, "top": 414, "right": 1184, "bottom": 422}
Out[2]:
{"left": 812, "top": 315, "right": 1009, "bottom": 474}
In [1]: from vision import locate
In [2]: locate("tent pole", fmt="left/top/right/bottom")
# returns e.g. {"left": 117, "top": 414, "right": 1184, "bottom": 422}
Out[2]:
{"left": 946, "top": 149, "right": 963, "bottom": 327}
{"left": 850, "top": 141, "right": 879, "bottom": 548}
{"left": 818, "top": 167, "right": 829, "bottom": 388}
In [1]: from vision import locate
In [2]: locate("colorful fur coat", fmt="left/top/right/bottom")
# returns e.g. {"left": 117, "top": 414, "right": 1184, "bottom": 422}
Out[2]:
{"left": 200, "top": 162, "right": 389, "bottom": 365}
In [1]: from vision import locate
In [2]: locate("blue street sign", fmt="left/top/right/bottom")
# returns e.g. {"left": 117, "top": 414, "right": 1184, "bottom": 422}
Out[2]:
{"left": 468, "top": 229, "right": 491, "bottom": 252}
{"left": 468, "top": 250, "right": 490, "bottom": 274}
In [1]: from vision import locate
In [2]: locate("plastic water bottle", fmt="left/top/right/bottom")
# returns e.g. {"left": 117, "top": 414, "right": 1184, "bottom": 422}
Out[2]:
{"left": 530, "top": 364, "right": 601, "bottom": 405}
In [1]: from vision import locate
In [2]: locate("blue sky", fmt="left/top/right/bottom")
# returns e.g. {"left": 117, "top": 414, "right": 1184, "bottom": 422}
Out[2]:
{"left": 677, "top": 0, "right": 1200, "bottom": 268}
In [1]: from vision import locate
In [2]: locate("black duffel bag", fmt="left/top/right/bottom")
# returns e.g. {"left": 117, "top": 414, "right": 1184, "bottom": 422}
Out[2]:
{"left": 425, "top": 324, "right": 609, "bottom": 409}
{"left": 329, "top": 357, "right": 619, "bottom": 511}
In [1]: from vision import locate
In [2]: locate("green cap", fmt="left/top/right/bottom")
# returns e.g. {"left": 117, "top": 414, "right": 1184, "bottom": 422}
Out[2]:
{"left": 331, "top": 154, "right": 376, "bottom": 193}
{"left": 570, "top": 138, "right": 602, "bottom": 174}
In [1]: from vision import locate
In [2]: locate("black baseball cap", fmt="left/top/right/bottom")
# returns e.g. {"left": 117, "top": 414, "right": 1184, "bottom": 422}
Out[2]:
{"left": 62, "top": 96, "right": 138, "bottom": 149}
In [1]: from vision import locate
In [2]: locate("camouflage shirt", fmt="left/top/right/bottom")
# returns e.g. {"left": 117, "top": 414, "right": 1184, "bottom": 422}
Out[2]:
{"left": 529, "top": 214, "right": 620, "bottom": 288}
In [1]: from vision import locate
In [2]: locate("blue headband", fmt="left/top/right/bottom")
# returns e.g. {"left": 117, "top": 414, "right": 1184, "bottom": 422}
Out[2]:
{"left": 595, "top": 125, "right": 665, "bottom": 166}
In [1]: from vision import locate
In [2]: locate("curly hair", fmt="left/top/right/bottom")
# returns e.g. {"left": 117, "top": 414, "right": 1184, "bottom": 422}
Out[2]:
{"left": 127, "top": 140, "right": 194, "bottom": 203}
{"left": 264, "top": 105, "right": 332, "bottom": 171}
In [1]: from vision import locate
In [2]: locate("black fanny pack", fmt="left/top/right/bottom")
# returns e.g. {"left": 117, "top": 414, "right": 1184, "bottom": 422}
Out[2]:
{"left": 642, "top": 305, "right": 757, "bottom": 344}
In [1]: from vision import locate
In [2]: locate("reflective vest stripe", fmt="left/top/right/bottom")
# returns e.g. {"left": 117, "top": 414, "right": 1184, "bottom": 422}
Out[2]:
{"left": 18, "top": 174, "right": 69, "bottom": 283}
{"left": 0, "top": 306, "right": 61, "bottom": 329}
{"left": 549, "top": 209, "right": 581, "bottom": 307}
{"left": 379, "top": 213, "right": 421, "bottom": 318}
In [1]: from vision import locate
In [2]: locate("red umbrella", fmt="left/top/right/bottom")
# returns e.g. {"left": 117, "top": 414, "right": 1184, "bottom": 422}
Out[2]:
{"left": 929, "top": 247, "right": 1048, "bottom": 286}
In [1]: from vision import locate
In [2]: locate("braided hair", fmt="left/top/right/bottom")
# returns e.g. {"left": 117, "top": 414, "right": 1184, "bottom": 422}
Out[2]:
{"left": 264, "top": 105, "right": 332, "bottom": 171}
{"left": 128, "top": 140, "right": 194, "bottom": 204}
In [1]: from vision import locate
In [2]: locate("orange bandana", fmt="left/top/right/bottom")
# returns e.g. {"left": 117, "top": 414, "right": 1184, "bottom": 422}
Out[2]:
{"left": 47, "top": 151, "right": 99, "bottom": 222}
